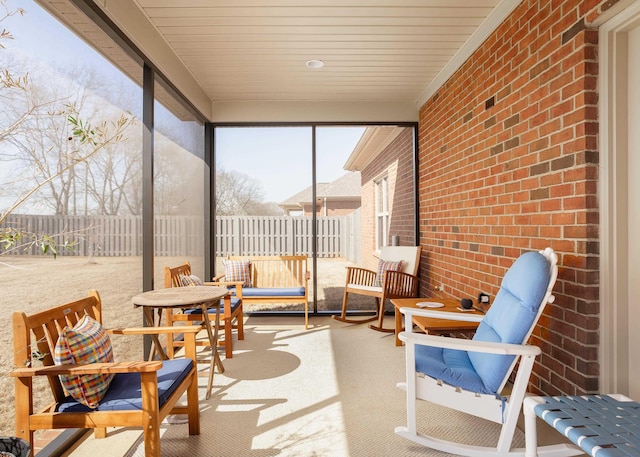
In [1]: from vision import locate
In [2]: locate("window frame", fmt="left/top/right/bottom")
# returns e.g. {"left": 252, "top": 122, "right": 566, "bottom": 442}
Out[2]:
{"left": 374, "top": 175, "right": 389, "bottom": 252}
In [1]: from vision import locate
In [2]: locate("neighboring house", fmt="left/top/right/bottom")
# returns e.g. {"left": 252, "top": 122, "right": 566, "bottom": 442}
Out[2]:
{"left": 279, "top": 172, "right": 361, "bottom": 217}
{"left": 344, "top": 127, "right": 415, "bottom": 272}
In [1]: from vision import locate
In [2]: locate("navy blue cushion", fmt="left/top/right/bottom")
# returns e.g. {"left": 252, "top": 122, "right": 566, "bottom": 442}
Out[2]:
{"left": 57, "top": 358, "right": 193, "bottom": 412}
{"left": 183, "top": 297, "right": 241, "bottom": 315}
{"left": 242, "top": 287, "right": 305, "bottom": 297}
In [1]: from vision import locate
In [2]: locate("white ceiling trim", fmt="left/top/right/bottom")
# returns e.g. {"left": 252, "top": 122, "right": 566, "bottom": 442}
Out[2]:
{"left": 415, "top": 0, "right": 522, "bottom": 108}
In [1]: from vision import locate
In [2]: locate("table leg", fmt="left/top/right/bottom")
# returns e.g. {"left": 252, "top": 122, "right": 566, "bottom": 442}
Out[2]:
{"left": 395, "top": 307, "right": 403, "bottom": 346}
{"left": 143, "top": 308, "right": 169, "bottom": 360}
{"left": 200, "top": 302, "right": 224, "bottom": 400}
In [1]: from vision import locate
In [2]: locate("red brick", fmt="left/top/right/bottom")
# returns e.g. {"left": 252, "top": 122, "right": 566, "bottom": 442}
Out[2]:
{"left": 416, "top": 0, "right": 607, "bottom": 397}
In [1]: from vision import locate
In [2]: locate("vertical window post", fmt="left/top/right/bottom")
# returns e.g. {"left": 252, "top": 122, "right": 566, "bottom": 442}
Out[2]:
{"left": 375, "top": 176, "right": 389, "bottom": 251}
{"left": 142, "top": 63, "right": 154, "bottom": 358}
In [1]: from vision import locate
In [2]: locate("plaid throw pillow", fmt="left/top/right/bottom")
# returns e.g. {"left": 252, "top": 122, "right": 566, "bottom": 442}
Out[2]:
{"left": 223, "top": 259, "right": 252, "bottom": 287}
{"left": 54, "top": 314, "right": 114, "bottom": 408}
{"left": 375, "top": 260, "right": 403, "bottom": 286}
{"left": 178, "top": 274, "right": 203, "bottom": 287}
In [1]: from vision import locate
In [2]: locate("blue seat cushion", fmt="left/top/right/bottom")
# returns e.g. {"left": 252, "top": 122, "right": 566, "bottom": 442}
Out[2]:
{"left": 415, "top": 345, "right": 491, "bottom": 394}
{"left": 183, "top": 297, "right": 241, "bottom": 315}
{"left": 242, "top": 287, "right": 305, "bottom": 297}
{"left": 414, "top": 251, "right": 551, "bottom": 395}
{"left": 57, "top": 358, "right": 193, "bottom": 412}
{"left": 468, "top": 251, "right": 550, "bottom": 393}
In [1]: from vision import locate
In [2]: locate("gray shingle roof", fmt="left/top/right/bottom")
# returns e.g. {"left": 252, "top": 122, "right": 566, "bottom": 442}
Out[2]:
{"left": 279, "top": 171, "right": 361, "bottom": 206}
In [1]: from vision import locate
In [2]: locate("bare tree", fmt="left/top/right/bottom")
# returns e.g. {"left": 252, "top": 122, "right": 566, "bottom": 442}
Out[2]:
{"left": 215, "top": 169, "right": 282, "bottom": 216}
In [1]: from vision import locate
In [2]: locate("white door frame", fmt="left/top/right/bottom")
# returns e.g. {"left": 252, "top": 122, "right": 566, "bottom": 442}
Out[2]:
{"left": 598, "top": 0, "right": 640, "bottom": 395}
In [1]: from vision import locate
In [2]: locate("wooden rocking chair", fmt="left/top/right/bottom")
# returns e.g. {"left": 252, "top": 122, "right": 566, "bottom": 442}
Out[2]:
{"left": 333, "top": 245, "right": 422, "bottom": 333}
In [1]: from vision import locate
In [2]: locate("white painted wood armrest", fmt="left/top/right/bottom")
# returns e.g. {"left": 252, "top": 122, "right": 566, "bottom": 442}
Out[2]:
{"left": 400, "top": 306, "right": 484, "bottom": 323}
{"left": 398, "top": 331, "right": 542, "bottom": 356}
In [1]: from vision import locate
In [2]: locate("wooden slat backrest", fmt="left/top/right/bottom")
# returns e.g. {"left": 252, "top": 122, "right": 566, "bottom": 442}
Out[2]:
{"left": 164, "top": 261, "right": 192, "bottom": 288}
{"left": 12, "top": 290, "right": 103, "bottom": 403}
{"left": 228, "top": 256, "right": 307, "bottom": 288}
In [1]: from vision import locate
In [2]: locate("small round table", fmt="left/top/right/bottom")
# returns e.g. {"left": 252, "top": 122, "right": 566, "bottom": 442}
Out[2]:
{"left": 132, "top": 286, "right": 229, "bottom": 399}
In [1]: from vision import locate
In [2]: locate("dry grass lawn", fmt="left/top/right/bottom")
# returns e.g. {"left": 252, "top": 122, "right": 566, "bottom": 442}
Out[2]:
{"left": 0, "top": 255, "right": 370, "bottom": 437}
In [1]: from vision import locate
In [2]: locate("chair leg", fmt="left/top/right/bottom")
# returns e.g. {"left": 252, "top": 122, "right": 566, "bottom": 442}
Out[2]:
{"left": 369, "top": 298, "right": 394, "bottom": 333}
{"left": 237, "top": 307, "right": 244, "bottom": 340}
{"left": 183, "top": 331, "right": 201, "bottom": 435}
{"left": 140, "top": 372, "right": 161, "bottom": 457}
{"left": 14, "top": 377, "right": 34, "bottom": 457}
{"left": 332, "top": 291, "right": 378, "bottom": 324}
{"left": 224, "top": 317, "right": 233, "bottom": 359}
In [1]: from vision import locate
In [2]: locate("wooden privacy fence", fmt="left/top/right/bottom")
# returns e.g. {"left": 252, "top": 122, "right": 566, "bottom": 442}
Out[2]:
{"left": 2, "top": 212, "right": 361, "bottom": 260}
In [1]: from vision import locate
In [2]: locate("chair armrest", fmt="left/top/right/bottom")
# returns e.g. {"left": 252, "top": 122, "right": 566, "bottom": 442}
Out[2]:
{"left": 10, "top": 360, "right": 163, "bottom": 378}
{"left": 398, "top": 331, "right": 542, "bottom": 357}
{"left": 207, "top": 281, "right": 243, "bottom": 299}
{"left": 400, "top": 306, "right": 484, "bottom": 323}
{"left": 205, "top": 280, "right": 241, "bottom": 286}
{"left": 108, "top": 326, "right": 203, "bottom": 335}
{"left": 212, "top": 273, "right": 226, "bottom": 281}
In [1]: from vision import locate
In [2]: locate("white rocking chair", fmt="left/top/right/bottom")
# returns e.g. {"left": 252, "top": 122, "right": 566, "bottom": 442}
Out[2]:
{"left": 396, "top": 248, "right": 580, "bottom": 456}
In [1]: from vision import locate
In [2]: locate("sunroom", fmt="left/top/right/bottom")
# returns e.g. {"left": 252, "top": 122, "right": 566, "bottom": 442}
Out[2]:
{"left": 1, "top": 0, "right": 639, "bottom": 455}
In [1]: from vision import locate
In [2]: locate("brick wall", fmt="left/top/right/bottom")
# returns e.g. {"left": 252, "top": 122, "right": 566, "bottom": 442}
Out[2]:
{"left": 360, "top": 127, "right": 415, "bottom": 271}
{"left": 416, "top": 0, "right": 617, "bottom": 395}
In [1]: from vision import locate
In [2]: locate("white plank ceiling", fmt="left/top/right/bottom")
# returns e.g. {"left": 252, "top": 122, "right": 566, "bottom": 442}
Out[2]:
{"left": 131, "top": 0, "right": 505, "bottom": 104}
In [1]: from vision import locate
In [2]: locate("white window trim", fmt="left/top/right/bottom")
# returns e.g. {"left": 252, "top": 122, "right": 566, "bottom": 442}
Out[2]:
{"left": 374, "top": 176, "right": 389, "bottom": 252}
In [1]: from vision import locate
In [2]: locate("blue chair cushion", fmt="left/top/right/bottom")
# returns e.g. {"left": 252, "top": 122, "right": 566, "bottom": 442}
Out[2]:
{"left": 468, "top": 251, "right": 550, "bottom": 393}
{"left": 183, "top": 297, "right": 241, "bottom": 315}
{"left": 57, "top": 358, "right": 193, "bottom": 412}
{"left": 242, "top": 287, "right": 305, "bottom": 297}
{"left": 414, "top": 251, "right": 551, "bottom": 395}
{"left": 415, "top": 345, "right": 490, "bottom": 394}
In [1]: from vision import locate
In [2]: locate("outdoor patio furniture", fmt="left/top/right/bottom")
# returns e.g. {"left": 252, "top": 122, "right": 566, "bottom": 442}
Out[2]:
{"left": 214, "top": 255, "right": 310, "bottom": 329}
{"left": 10, "top": 290, "right": 201, "bottom": 457}
{"left": 523, "top": 394, "right": 639, "bottom": 456}
{"left": 164, "top": 261, "right": 244, "bottom": 360}
{"left": 333, "top": 245, "right": 421, "bottom": 332}
{"left": 132, "top": 285, "right": 228, "bottom": 400}
{"left": 395, "top": 247, "right": 559, "bottom": 456}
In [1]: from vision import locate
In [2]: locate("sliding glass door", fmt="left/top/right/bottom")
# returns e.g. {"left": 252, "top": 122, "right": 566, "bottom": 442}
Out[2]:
{"left": 214, "top": 126, "right": 312, "bottom": 316}
{"left": 213, "top": 125, "right": 416, "bottom": 318}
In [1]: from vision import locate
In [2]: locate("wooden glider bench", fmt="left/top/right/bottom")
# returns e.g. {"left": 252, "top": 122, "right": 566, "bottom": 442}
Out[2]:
{"left": 10, "top": 290, "right": 200, "bottom": 457}
{"left": 215, "top": 255, "right": 310, "bottom": 329}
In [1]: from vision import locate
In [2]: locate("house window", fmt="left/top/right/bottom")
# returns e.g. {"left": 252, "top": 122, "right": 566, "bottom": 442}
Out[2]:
{"left": 375, "top": 176, "right": 389, "bottom": 251}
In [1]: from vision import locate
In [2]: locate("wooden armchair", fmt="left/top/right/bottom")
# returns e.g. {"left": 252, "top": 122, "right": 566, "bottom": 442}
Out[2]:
{"left": 164, "top": 261, "right": 244, "bottom": 359}
{"left": 10, "top": 290, "right": 200, "bottom": 457}
{"left": 333, "top": 246, "right": 422, "bottom": 333}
